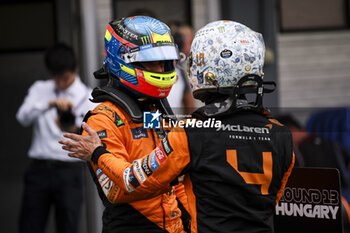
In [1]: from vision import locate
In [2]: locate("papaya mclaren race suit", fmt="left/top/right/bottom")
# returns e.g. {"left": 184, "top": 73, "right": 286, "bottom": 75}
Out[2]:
{"left": 83, "top": 85, "right": 190, "bottom": 233}
{"left": 87, "top": 102, "right": 295, "bottom": 233}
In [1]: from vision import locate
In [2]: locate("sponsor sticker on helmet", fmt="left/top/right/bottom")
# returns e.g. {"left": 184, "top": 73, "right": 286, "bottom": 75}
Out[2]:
{"left": 220, "top": 49, "right": 232, "bottom": 58}
{"left": 140, "top": 44, "right": 152, "bottom": 50}
{"left": 218, "top": 26, "right": 225, "bottom": 33}
{"left": 130, "top": 47, "right": 140, "bottom": 53}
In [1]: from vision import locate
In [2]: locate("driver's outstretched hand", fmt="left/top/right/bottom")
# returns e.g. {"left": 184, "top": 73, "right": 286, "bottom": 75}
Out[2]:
{"left": 59, "top": 122, "right": 102, "bottom": 161}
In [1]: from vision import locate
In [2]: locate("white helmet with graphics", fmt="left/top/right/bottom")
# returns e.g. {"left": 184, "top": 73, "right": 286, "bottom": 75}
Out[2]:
{"left": 188, "top": 20, "right": 266, "bottom": 104}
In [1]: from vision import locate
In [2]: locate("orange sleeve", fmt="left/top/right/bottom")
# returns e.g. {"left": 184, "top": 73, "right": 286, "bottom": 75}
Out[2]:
{"left": 175, "top": 183, "right": 190, "bottom": 213}
{"left": 175, "top": 183, "right": 191, "bottom": 231}
{"left": 96, "top": 126, "right": 191, "bottom": 203}
{"left": 83, "top": 113, "right": 138, "bottom": 203}
{"left": 276, "top": 152, "right": 295, "bottom": 204}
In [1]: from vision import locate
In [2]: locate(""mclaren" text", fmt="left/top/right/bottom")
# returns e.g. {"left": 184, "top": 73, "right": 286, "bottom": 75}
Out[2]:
{"left": 217, "top": 124, "right": 270, "bottom": 133}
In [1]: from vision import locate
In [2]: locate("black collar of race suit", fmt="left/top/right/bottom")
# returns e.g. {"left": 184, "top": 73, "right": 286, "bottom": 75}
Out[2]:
{"left": 90, "top": 84, "right": 176, "bottom": 123}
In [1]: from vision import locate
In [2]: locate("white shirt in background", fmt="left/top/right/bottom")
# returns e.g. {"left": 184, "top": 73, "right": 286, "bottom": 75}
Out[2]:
{"left": 16, "top": 77, "right": 96, "bottom": 162}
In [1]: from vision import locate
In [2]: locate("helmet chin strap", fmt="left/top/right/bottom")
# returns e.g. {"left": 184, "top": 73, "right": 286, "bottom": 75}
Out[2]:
{"left": 227, "top": 75, "right": 276, "bottom": 115}
{"left": 229, "top": 75, "right": 264, "bottom": 112}
{"left": 195, "top": 75, "right": 276, "bottom": 118}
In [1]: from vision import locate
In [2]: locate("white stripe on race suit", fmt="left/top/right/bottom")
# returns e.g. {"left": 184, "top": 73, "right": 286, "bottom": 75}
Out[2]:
{"left": 133, "top": 159, "right": 146, "bottom": 183}
{"left": 123, "top": 167, "right": 134, "bottom": 192}
{"left": 102, "top": 180, "right": 113, "bottom": 196}
{"left": 99, "top": 173, "right": 112, "bottom": 195}
{"left": 96, "top": 167, "right": 113, "bottom": 196}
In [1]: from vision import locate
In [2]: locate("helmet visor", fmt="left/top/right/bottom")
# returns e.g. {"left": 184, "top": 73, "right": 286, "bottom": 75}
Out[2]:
{"left": 123, "top": 44, "right": 179, "bottom": 63}
{"left": 142, "top": 69, "right": 177, "bottom": 88}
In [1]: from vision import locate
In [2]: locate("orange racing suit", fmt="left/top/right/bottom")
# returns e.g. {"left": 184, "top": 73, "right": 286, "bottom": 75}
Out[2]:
{"left": 84, "top": 100, "right": 189, "bottom": 233}
{"left": 88, "top": 110, "right": 295, "bottom": 233}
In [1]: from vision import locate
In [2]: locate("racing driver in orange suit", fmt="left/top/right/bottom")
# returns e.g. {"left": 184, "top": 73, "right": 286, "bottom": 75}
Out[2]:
{"left": 60, "top": 20, "right": 295, "bottom": 233}
{"left": 64, "top": 16, "right": 190, "bottom": 233}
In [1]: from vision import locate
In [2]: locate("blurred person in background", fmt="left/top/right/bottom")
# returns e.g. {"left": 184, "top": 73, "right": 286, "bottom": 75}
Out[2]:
{"left": 60, "top": 20, "right": 295, "bottom": 233}
{"left": 276, "top": 114, "right": 350, "bottom": 232}
{"left": 16, "top": 43, "right": 95, "bottom": 233}
{"left": 67, "top": 16, "right": 190, "bottom": 233}
{"left": 167, "top": 21, "right": 196, "bottom": 115}
{"left": 276, "top": 114, "right": 350, "bottom": 195}
{"left": 275, "top": 115, "right": 350, "bottom": 179}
